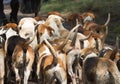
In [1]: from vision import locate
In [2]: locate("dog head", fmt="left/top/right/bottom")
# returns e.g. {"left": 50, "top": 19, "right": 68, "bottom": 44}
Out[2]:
{"left": 18, "top": 17, "right": 37, "bottom": 40}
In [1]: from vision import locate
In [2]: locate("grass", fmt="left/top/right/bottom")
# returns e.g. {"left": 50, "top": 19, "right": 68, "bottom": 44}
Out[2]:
{"left": 41, "top": 0, "right": 82, "bottom": 14}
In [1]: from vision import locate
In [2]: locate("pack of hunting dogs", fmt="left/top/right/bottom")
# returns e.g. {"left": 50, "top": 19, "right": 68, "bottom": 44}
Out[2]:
{"left": 0, "top": 11, "right": 120, "bottom": 84}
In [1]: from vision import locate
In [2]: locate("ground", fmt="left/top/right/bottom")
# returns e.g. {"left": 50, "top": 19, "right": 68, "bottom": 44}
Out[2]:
{"left": 4, "top": 3, "right": 35, "bottom": 22}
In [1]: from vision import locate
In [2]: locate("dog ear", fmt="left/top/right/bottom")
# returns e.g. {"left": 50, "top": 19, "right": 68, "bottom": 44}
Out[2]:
{"left": 32, "top": 18, "right": 38, "bottom": 25}
{"left": 48, "top": 11, "right": 61, "bottom": 17}
{"left": 58, "top": 23, "right": 80, "bottom": 50}
{"left": 18, "top": 18, "right": 26, "bottom": 28}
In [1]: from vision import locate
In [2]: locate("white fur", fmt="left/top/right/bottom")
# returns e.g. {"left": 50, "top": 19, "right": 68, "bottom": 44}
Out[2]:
{"left": 66, "top": 48, "right": 80, "bottom": 84}
{"left": 46, "top": 15, "right": 65, "bottom": 37}
{"left": 47, "top": 63, "right": 67, "bottom": 84}
{"left": 14, "top": 67, "right": 21, "bottom": 81}
{"left": 19, "top": 29, "right": 34, "bottom": 39}
{"left": 18, "top": 17, "right": 37, "bottom": 28}
{"left": 18, "top": 17, "right": 38, "bottom": 50}
{"left": 6, "top": 28, "right": 18, "bottom": 39}
{"left": 40, "top": 29, "right": 52, "bottom": 44}
{"left": 39, "top": 45, "right": 51, "bottom": 56}
{"left": 37, "top": 20, "right": 45, "bottom": 25}
{"left": 36, "top": 44, "right": 52, "bottom": 78}
{"left": 84, "top": 16, "right": 93, "bottom": 23}
{"left": 24, "top": 68, "right": 31, "bottom": 84}
{"left": 0, "top": 28, "right": 7, "bottom": 35}
{"left": 83, "top": 52, "right": 98, "bottom": 62}
{"left": 47, "top": 18, "right": 60, "bottom": 37}
{"left": 57, "top": 52, "right": 66, "bottom": 69}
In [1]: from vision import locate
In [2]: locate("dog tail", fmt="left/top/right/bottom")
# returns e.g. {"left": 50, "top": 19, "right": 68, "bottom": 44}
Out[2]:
{"left": 58, "top": 20, "right": 81, "bottom": 50}
{"left": 44, "top": 38, "right": 58, "bottom": 66}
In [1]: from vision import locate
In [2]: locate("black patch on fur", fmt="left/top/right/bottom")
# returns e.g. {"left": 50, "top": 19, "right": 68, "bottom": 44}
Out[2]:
{"left": 44, "top": 57, "right": 58, "bottom": 72}
{"left": 72, "top": 54, "right": 80, "bottom": 73}
{"left": 117, "top": 60, "right": 120, "bottom": 71}
{"left": 5, "top": 36, "right": 30, "bottom": 83}
{"left": 39, "top": 56, "right": 48, "bottom": 83}
{"left": 84, "top": 57, "right": 99, "bottom": 82}
{"left": 0, "top": 34, "right": 6, "bottom": 49}
{"left": 66, "top": 48, "right": 73, "bottom": 54}
{"left": 98, "top": 49, "right": 109, "bottom": 57}
{"left": 18, "top": 47, "right": 29, "bottom": 84}
{"left": 80, "top": 40, "right": 84, "bottom": 49}
{"left": 7, "top": 35, "right": 26, "bottom": 57}
{"left": 95, "top": 38, "right": 98, "bottom": 50}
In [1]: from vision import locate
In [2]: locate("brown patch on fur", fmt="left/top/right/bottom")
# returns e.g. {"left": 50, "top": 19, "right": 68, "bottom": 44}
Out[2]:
{"left": 84, "top": 31, "right": 104, "bottom": 39}
{"left": 26, "top": 46, "right": 35, "bottom": 62}
{"left": 66, "top": 13, "right": 82, "bottom": 29}
{"left": 52, "top": 38, "right": 72, "bottom": 53}
{"left": 103, "top": 49, "right": 113, "bottom": 59}
{"left": 66, "top": 13, "right": 82, "bottom": 21}
{"left": 81, "top": 12, "right": 95, "bottom": 20}
{"left": 38, "top": 43, "right": 47, "bottom": 53}
{"left": 0, "top": 26, "right": 4, "bottom": 29}
{"left": 43, "top": 55, "right": 65, "bottom": 71}
{"left": 83, "top": 21, "right": 98, "bottom": 31}
{"left": 37, "top": 24, "right": 54, "bottom": 36}
{"left": 48, "top": 11, "right": 61, "bottom": 17}
{"left": 5, "top": 23, "right": 18, "bottom": 31}
{"left": 34, "top": 16, "right": 46, "bottom": 21}
{"left": 5, "top": 23, "right": 17, "bottom": 29}
{"left": 115, "top": 50, "right": 120, "bottom": 62}
{"left": 80, "top": 47, "right": 97, "bottom": 56}
{"left": 12, "top": 45, "right": 23, "bottom": 64}
{"left": 12, "top": 44, "right": 34, "bottom": 67}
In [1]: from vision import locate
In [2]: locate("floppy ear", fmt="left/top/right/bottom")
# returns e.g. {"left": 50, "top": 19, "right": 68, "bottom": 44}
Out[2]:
{"left": 32, "top": 18, "right": 38, "bottom": 25}
{"left": 37, "top": 24, "right": 45, "bottom": 35}
{"left": 48, "top": 11, "right": 61, "bottom": 17}
{"left": 60, "top": 17, "right": 65, "bottom": 23}
{"left": 18, "top": 19, "right": 26, "bottom": 28}
{"left": 5, "top": 23, "right": 18, "bottom": 30}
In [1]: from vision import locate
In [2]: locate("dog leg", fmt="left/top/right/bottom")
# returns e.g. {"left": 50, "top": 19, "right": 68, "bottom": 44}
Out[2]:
{"left": 14, "top": 67, "right": 21, "bottom": 83}
{"left": 24, "top": 68, "right": 31, "bottom": 84}
{"left": 109, "top": 61, "right": 120, "bottom": 84}
{"left": 67, "top": 56, "right": 76, "bottom": 84}
{"left": 75, "top": 64, "right": 83, "bottom": 84}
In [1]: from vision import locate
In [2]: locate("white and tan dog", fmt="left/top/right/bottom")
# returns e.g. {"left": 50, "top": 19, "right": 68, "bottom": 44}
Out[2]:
{"left": 0, "top": 23, "right": 36, "bottom": 84}
{"left": 37, "top": 23, "right": 54, "bottom": 44}
{"left": 12, "top": 40, "right": 35, "bottom": 84}
{"left": 45, "top": 14, "right": 65, "bottom": 38}
{"left": 36, "top": 38, "right": 67, "bottom": 84}
{"left": 18, "top": 17, "right": 38, "bottom": 50}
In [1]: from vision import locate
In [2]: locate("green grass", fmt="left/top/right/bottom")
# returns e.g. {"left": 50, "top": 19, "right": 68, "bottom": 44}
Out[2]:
{"left": 41, "top": 0, "right": 82, "bottom": 14}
